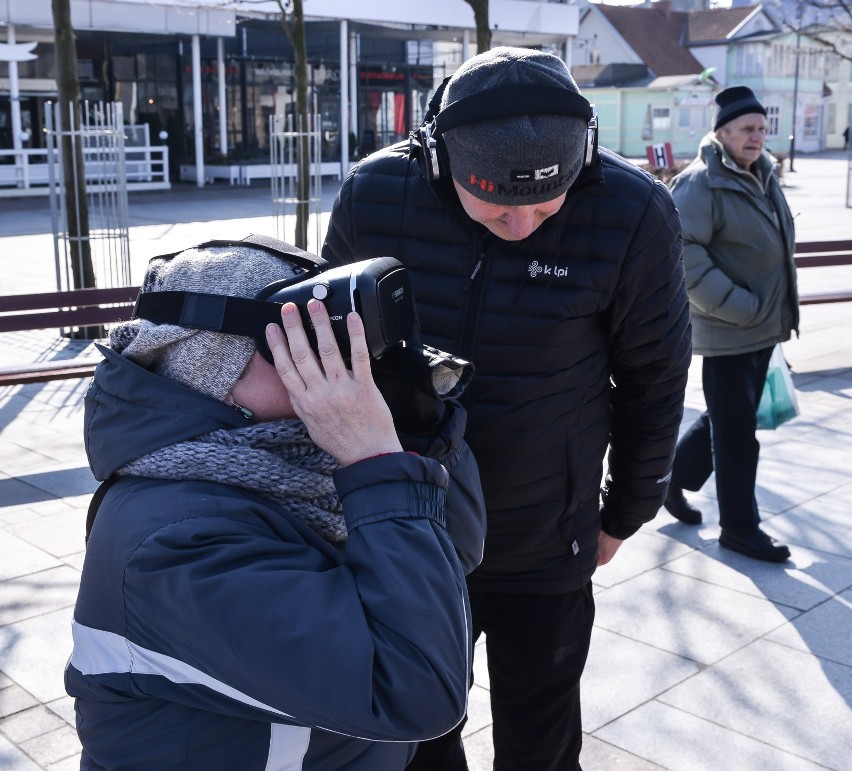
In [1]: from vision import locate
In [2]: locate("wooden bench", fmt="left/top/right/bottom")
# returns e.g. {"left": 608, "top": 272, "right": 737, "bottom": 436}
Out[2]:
{"left": 0, "top": 286, "right": 138, "bottom": 386}
{"left": 2, "top": 238, "right": 851, "bottom": 385}
{"left": 795, "top": 239, "right": 852, "bottom": 306}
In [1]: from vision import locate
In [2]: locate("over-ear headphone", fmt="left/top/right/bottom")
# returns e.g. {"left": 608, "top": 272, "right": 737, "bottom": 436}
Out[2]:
{"left": 411, "top": 83, "right": 598, "bottom": 183}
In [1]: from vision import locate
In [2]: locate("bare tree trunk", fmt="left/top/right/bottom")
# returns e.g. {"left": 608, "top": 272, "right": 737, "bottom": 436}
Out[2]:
{"left": 278, "top": 0, "right": 310, "bottom": 249}
{"left": 52, "top": 0, "right": 95, "bottom": 290}
{"left": 464, "top": 0, "right": 492, "bottom": 54}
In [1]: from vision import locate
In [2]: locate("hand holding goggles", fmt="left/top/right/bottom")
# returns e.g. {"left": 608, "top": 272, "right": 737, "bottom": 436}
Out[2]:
{"left": 132, "top": 237, "right": 473, "bottom": 403}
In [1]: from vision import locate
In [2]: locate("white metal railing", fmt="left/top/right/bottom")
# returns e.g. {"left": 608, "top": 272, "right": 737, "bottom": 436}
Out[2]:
{"left": 270, "top": 112, "right": 324, "bottom": 249}
{"left": 0, "top": 145, "right": 170, "bottom": 196}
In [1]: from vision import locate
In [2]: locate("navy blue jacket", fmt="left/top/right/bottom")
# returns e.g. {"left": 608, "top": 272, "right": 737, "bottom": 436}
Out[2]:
{"left": 66, "top": 347, "right": 486, "bottom": 769}
{"left": 324, "top": 144, "right": 692, "bottom": 593}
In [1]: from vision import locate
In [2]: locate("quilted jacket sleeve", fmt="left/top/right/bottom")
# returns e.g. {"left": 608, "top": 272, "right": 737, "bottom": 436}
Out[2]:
{"left": 599, "top": 178, "right": 692, "bottom": 539}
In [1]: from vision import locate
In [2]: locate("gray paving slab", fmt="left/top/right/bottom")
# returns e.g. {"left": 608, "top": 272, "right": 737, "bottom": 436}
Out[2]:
{"left": 582, "top": 627, "right": 699, "bottom": 732}
{"left": 0, "top": 498, "right": 76, "bottom": 525}
{"left": 461, "top": 683, "right": 492, "bottom": 737}
{"left": 766, "top": 483, "right": 852, "bottom": 559}
{"left": 0, "top": 607, "right": 73, "bottom": 703}
{"left": 460, "top": 725, "right": 494, "bottom": 770}
{"left": 0, "top": 567, "right": 81, "bottom": 628}
{"left": 44, "top": 754, "right": 81, "bottom": 771}
{"left": 591, "top": 529, "right": 695, "bottom": 589}
{"left": 0, "top": 706, "right": 67, "bottom": 744}
{"left": 471, "top": 638, "right": 489, "bottom": 691}
{"left": 17, "top": 724, "right": 80, "bottom": 768}
{"left": 766, "top": 588, "right": 852, "bottom": 668}
{"left": 755, "top": 441, "right": 852, "bottom": 515}
{"left": 662, "top": 543, "right": 852, "bottom": 612}
{"left": 593, "top": 699, "right": 824, "bottom": 771}
{"left": 43, "top": 698, "right": 75, "bottom": 729}
{"left": 7, "top": 509, "right": 88, "bottom": 560}
{"left": 0, "top": 531, "right": 61, "bottom": 582}
{"left": 658, "top": 639, "right": 852, "bottom": 769}
{"left": 580, "top": 735, "right": 666, "bottom": 770}
{"left": 0, "top": 685, "right": 38, "bottom": 719}
{"left": 0, "top": 733, "right": 42, "bottom": 771}
{"left": 594, "top": 569, "right": 800, "bottom": 666}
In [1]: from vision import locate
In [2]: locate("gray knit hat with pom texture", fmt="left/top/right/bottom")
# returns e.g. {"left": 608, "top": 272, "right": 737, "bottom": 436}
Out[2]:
{"left": 110, "top": 244, "right": 299, "bottom": 400}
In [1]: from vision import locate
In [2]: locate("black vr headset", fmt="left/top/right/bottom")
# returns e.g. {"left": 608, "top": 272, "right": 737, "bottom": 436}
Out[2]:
{"left": 132, "top": 235, "right": 473, "bottom": 403}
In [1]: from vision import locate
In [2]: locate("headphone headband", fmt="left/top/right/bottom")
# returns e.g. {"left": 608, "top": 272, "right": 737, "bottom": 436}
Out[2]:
{"left": 412, "top": 83, "right": 598, "bottom": 183}
{"left": 434, "top": 85, "right": 593, "bottom": 137}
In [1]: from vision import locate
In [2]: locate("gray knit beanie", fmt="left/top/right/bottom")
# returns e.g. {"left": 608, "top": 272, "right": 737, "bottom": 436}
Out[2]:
{"left": 441, "top": 46, "right": 589, "bottom": 206}
{"left": 110, "top": 243, "right": 299, "bottom": 400}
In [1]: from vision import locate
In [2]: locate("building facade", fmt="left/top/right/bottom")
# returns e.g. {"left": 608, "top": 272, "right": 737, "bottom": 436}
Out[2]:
{"left": 0, "top": 0, "right": 580, "bottom": 184}
{"left": 574, "top": 2, "right": 843, "bottom": 160}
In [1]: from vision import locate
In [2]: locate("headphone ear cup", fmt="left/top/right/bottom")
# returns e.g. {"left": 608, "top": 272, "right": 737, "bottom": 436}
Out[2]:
{"left": 411, "top": 123, "right": 444, "bottom": 182}
{"left": 584, "top": 105, "right": 599, "bottom": 167}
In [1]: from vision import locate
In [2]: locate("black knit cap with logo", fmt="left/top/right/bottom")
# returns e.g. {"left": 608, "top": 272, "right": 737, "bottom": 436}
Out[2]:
{"left": 714, "top": 86, "right": 766, "bottom": 131}
{"left": 440, "top": 46, "right": 589, "bottom": 207}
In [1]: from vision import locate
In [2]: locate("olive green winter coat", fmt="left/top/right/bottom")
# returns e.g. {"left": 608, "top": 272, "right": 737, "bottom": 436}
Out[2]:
{"left": 670, "top": 133, "right": 799, "bottom": 356}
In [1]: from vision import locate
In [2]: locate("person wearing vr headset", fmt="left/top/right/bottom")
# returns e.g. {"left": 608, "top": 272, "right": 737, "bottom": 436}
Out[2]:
{"left": 65, "top": 238, "right": 486, "bottom": 769}
{"left": 323, "top": 47, "right": 692, "bottom": 770}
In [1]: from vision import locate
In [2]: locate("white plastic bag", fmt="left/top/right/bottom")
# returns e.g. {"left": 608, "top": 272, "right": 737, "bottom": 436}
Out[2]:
{"left": 756, "top": 345, "right": 800, "bottom": 430}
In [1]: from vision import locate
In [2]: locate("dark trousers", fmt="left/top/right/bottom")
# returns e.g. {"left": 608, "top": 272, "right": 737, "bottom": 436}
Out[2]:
{"left": 671, "top": 348, "right": 773, "bottom": 532}
{"left": 406, "top": 582, "right": 595, "bottom": 771}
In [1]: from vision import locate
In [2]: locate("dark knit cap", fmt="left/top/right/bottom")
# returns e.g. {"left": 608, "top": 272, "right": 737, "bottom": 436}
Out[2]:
{"left": 714, "top": 86, "right": 766, "bottom": 131}
{"left": 440, "top": 46, "right": 589, "bottom": 206}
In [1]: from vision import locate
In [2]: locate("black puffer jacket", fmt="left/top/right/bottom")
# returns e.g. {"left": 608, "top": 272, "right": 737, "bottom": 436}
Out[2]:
{"left": 323, "top": 144, "right": 691, "bottom": 594}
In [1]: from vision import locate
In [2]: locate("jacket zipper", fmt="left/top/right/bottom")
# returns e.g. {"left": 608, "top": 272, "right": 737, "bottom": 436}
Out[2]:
{"left": 458, "top": 246, "right": 488, "bottom": 380}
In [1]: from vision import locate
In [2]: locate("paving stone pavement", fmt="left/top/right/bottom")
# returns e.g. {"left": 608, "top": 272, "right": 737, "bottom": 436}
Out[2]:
{"left": 1, "top": 152, "right": 851, "bottom": 769}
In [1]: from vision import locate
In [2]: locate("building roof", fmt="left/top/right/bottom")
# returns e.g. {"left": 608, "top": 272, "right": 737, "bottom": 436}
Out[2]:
{"left": 597, "top": 4, "right": 705, "bottom": 77}
{"left": 572, "top": 63, "right": 651, "bottom": 88}
{"left": 684, "top": 6, "right": 766, "bottom": 44}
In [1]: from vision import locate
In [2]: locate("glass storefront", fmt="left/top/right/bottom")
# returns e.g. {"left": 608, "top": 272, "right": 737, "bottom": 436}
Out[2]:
{"left": 2, "top": 22, "right": 453, "bottom": 176}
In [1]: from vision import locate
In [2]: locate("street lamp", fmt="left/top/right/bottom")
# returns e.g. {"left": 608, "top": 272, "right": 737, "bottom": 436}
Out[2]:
{"left": 788, "top": 0, "right": 803, "bottom": 172}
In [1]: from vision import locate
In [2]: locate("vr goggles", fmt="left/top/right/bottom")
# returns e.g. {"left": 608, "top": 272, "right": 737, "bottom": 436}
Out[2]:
{"left": 132, "top": 236, "right": 473, "bottom": 402}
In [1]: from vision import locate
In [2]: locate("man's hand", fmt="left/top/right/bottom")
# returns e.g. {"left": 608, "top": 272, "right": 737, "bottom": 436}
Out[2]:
{"left": 266, "top": 299, "right": 403, "bottom": 466}
{"left": 597, "top": 531, "right": 624, "bottom": 566}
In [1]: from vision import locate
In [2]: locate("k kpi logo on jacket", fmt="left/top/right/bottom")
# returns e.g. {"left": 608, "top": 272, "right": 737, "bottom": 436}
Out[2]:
{"left": 528, "top": 259, "right": 570, "bottom": 278}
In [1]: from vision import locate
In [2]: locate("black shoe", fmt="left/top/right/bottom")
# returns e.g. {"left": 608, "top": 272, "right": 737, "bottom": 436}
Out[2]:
{"left": 663, "top": 486, "right": 702, "bottom": 525}
{"left": 719, "top": 528, "right": 791, "bottom": 563}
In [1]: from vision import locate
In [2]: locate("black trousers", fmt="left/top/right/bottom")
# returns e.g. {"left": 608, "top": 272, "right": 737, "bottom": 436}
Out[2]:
{"left": 671, "top": 347, "right": 773, "bottom": 532}
{"left": 406, "top": 582, "right": 595, "bottom": 771}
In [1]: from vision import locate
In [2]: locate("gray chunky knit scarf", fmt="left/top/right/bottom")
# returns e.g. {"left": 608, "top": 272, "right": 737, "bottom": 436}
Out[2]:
{"left": 118, "top": 419, "right": 347, "bottom": 543}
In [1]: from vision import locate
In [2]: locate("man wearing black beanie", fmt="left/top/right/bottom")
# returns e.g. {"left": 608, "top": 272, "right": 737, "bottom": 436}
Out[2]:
{"left": 663, "top": 86, "right": 799, "bottom": 563}
{"left": 324, "top": 46, "right": 692, "bottom": 770}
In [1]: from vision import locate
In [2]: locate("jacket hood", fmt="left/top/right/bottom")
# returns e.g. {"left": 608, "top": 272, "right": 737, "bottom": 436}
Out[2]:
{"left": 84, "top": 344, "right": 251, "bottom": 480}
{"left": 698, "top": 131, "right": 777, "bottom": 189}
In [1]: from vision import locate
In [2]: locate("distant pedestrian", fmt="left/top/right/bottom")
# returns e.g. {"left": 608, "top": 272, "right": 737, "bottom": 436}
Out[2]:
{"left": 663, "top": 86, "right": 799, "bottom": 562}
{"left": 843, "top": 125, "right": 849, "bottom": 151}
